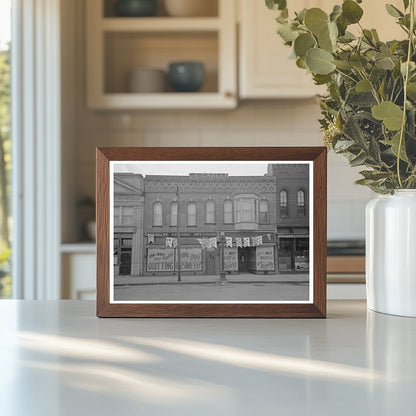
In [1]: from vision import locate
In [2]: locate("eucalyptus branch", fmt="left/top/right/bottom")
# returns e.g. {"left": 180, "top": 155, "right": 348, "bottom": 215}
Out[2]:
{"left": 397, "top": 0, "right": 415, "bottom": 188}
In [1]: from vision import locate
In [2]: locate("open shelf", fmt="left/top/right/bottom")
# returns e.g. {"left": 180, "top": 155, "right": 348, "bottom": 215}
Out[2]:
{"left": 102, "top": 17, "right": 221, "bottom": 32}
{"left": 87, "top": 0, "right": 236, "bottom": 109}
{"left": 103, "top": 0, "right": 219, "bottom": 18}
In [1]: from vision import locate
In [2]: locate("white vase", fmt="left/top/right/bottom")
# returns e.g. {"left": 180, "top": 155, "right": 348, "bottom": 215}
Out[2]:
{"left": 366, "top": 190, "right": 416, "bottom": 317}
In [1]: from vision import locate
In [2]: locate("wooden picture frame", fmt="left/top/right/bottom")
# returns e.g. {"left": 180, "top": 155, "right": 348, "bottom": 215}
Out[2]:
{"left": 96, "top": 147, "right": 327, "bottom": 318}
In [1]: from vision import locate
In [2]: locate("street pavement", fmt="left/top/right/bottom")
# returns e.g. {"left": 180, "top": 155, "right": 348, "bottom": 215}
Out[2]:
{"left": 114, "top": 272, "right": 309, "bottom": 286}
{"left": 114, "top": 281, "right": 310, "bottom": 301}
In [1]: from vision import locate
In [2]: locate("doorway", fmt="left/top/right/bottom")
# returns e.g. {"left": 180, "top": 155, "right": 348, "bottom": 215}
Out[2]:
{"left": 206, "top": 249, "right": 217, "bottom": 275}
{"left": 238, "top": 248, "right": 250, "bottom": 273}
{"left": 119, "top": 250, "right": 132, "bottom": 275}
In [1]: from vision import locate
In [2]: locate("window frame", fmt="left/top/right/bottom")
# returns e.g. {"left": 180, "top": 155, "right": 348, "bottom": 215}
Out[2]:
{"left": 153, "top": 201, "right": 163, "bottom": 226}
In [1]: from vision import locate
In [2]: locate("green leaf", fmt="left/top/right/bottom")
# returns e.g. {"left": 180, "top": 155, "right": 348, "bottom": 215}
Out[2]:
{"left": 372, "top": 101, "right": 404, "bottom": 131}
{"left": 296, "top": 8, "right": 307, "bottom": 23}
{"left": 350, "top": 54, "right": 368, "bottom": 70}
{"left": 382, "top": 132, "right": 409, "bottom": 162}
{"left": 350, "top": 151, "right": 368, "bottom": 167}
{"left": 296, "top": 57, "right": 308, "bottom": 69}
{"left": 266, "top": 0, "right": 287, "bottom": 11}
{"left": 313, "top": 74, "right": 332, "bottom": 85}
{"left": 385, "top": 4, "right": 404, "bottom": 18}
{"left": 356, "top": 79, "right": 372, "bottom": 92}
{"left": 360, "top": 170, "right": 391, "bottom": 181}
{"left": 375, "top": 55, "right": 395, "bottom": 70}
{"left": 304, "top": 8, "right": 329, "bottom": 35}
{"left": 277, "top": 23, "right": 298, "bottom": 43}
{"left": 342, "top": 0, "right": 364, "bottom": 24}
{"left": 330, "top": 5, "right": 342, "bottom": 22}
{"left": 407, "top": 82, "right": 416, "bottom": 99}
{"left": 333, "top": 60, "right": 353, "bottom": 70}
{"left": 294, "top": 33, "right": 316, "bottom": 58}
{"left": 403, "top": 0, "right": 410, "bottom": 10}
{"left": 318, "top": 27, "right": 334, "bottom": 52}
{"left": 306, "top": 48, "right": 335, "bottom": 75}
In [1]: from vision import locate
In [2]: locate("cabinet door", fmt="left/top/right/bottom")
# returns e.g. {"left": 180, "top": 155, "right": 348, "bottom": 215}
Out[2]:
{"left": 239, "top": 0, "right": 326, "bottom": 99}
{"left": 238, "top": 0, "right": 404, "bottom": 99}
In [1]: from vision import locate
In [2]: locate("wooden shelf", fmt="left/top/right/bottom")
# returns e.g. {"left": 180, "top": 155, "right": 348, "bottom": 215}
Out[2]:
{"left": 101, "top": 17, "right": 221, "bottom": 32}
{"left": 89, "top": 92, "right": 235, "bottom": 110}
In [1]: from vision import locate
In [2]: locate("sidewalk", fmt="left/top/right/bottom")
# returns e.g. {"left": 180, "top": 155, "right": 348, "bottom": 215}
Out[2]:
{"left": 114, "top": 272, "right": 309, "bottom": 286}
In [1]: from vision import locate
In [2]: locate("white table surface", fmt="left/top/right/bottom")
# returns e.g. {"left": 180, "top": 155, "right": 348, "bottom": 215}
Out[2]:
{"left": 0, "top": 300, "right": 415, "bottom": 416}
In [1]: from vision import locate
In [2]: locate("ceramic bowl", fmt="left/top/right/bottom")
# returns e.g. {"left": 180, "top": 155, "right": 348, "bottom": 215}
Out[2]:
{"left": 168, "top": 62, "right": 205, "bottom": 92}
{"left": 114, "top": 0, "right": 158, "bottom": 17}
{"left": 164, "top": 0, "right": 217, "bottom": 17}
{"left": 128, "top": 68, "right": 167, "bottom": 93}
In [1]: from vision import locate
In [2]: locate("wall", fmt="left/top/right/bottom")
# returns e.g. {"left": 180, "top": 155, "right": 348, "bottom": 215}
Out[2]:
{"left": 62, "top": 0, "right": 374, "bottom": 243}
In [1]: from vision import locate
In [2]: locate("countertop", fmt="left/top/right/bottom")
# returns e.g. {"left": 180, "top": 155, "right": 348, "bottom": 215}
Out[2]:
{"left": 0, "top": 300, "right": 415, "bottom": 415}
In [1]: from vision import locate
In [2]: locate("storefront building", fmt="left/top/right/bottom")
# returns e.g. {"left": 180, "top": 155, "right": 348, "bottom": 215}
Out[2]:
{"left": 113, "top": 173, "right": 145, "bottom": 276}
{"left": 268, "top": 164, "right": 310, "bottom": 272}
{"left": 114, "top": 164, "right": 310, "bottom": 278}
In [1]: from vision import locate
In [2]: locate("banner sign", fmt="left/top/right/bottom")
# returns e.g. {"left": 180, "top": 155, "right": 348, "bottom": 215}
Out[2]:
{"left": 147, "top": 248, "right": 175, "bottom": 272}
{"left": 256, "top": 246, "right": 275, "bottom": 271}
{"left": 176, "top": 247, "right": 202, "bottom": 271}
{"left": 147, "top": 247, "right": 202, "bottom": 272}
{"left": 224, "top": 248, "right": 238, "bottom": 271}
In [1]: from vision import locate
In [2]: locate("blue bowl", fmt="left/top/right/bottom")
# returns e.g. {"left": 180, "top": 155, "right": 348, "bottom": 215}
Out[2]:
{"left": 168, "top": 62, "right": 205, "bottom": 93}
{"left": 114, "top": 0, "right": 157, "bottom": 17}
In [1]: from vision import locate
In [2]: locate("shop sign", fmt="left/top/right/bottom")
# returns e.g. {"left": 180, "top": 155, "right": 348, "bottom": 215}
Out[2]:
{"left": 147, "top": 248, "right": 174, "bottom": 271}
{"left": 295, "top": 256, "right": 309, "bottom": 271}
{"left": 256, "top": 246, "right": 275, "bottom": 271}
{"left": 224, "top": 248, "right": 238, "bottom": 271}
{"left": 147, "top": 247, "right": 202, "bottom": 272}
{"left": 176, "top": 247, "right": 202, "bottom": 271}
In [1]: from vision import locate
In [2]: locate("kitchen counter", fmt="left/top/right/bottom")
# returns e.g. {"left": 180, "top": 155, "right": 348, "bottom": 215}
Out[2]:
{"left": 0, "top": 300, "right": 415, "bottom": 415}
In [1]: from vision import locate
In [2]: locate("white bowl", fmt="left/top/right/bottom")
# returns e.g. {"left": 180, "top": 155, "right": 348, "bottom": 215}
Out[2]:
{"left": 128, "top": 68, "right": 167, "bottom": 93}
{"left": 164, "top": 0, "right": 217, "bottom": 17}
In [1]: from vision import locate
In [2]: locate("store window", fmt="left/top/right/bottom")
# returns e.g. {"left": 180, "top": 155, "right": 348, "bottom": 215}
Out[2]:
{"left": 297, "top": 190, "right": 306, "bottom": 217}
{"left": 223, "top": 199, "right": 233, "bottom": 224}
{"left": 236, "top": 198, "right": 255, "bottom": 222}
{"left": 187, "top": 202, "right": 196, "bottom": 226}
{"left": 153, "top": 201, "right": 163, "bottom": 226}
{"left": 280, "top": 190, "right": 288, "bottom": 218}
{"left": 170, "top": 201, "right": 178, "bottom": 227}
{"left": 206, "top": 200, "right": 215, "bottom": 224}
{"left": 259, "top": 199, "right": 268, "bottom": 223}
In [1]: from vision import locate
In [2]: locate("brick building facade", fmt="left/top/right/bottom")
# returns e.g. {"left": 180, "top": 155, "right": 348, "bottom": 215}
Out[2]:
{"left": 113, "top": 164, "right": 309, "bottom": 278}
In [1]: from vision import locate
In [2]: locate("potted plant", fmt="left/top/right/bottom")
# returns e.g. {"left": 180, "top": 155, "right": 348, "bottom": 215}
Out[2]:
{"left": 266, "top": 0, "right": 416, "bottom": 316}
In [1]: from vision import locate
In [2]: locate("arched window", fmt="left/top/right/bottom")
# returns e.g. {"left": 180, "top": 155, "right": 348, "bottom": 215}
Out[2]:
{"left": 297, "top": 190, "right": 306, "bottom": 217}
{"left": 170, "top": 202, "right": 178, "bottom": 227}
{"left": 206, "top": 200, "right": 215, "bottom": 224}
{"left": 187, "top": 202, "right": 197, "bottom": 226}
{"left": 153, "top": 201, "right": 163, "bottom": 226}
{"left": 259, "top": 199, "right": 268, "bottom": 223}
{"left": 280, "top": 190, "right": 288, "bottom": 218}
{"left": 224, "top": 200, "right": 233, "bottom": 224}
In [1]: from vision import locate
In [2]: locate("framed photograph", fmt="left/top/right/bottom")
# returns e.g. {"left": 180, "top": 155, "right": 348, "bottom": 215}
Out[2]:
{"left": 96, "top": 147, "right": 327, "bottom": 318}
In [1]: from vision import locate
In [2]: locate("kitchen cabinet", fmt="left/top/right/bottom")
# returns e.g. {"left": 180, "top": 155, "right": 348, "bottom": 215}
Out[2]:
{"left": 61, "top": 244, "right": 96, "bottom": 300}
{"left": 238, "top": 0, "right": 404, "bottom": 99}
{"left": 86, "top": 0, "right": 237, "bottom": 109}
{"left": 238, "top": 0, "right": 325, "bottom": 99}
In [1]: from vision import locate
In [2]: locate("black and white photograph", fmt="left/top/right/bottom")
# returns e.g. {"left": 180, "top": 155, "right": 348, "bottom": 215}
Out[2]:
{"left": 110, "top": 161, "right": 312, "bottom": 303}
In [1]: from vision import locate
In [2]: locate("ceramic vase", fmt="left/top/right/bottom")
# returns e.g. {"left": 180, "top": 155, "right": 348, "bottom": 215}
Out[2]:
{"left": 366, "top": 190, "right": 416, "bottom": 317}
